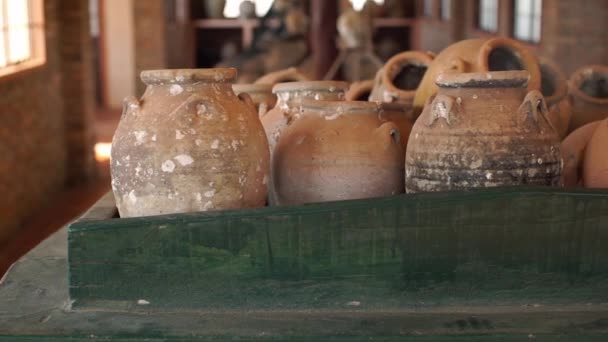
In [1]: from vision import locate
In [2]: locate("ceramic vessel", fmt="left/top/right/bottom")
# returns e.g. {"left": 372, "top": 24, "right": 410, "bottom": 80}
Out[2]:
{"left": 232, "top": 84, "right": 277, "bottom": 117}
{"left": 561, "top": 121, "right": 601, "bottom": 187}
{"left": 406, "top": 71, "right": 561, "bottom": 193}
{"left": 254, "top": 67, "right": 310, "bottom": 85}
{"left": 239, "top": 0, "right": 256, "bottom": 19}
{"left": 274, "top": 100, "right": 404, "bottom": 205}
{"left": 379, "top": 102, "right": 414, "bottom": 152}
{"left": 568, "top": 65, "right": 608, "bottom": 132}
{"left": 111, "top": 68, "right": 270, "bottom": 217}
{"left": 204, "top": 0, "right": 226, "bottom": 19}
{"left": 345, "top": 79, "right": 374, "bottom": 101}
{"left": 539, "top": 57, "right": 572, "bottom": 140}
{"left": 583, "top": 118, "right": 608, "bottom": 188}
{"left": 369, "top": 51, "right": 434, "bottom": 105}
{"left": 413, "top": 38, "right": 541, "bottom": 117}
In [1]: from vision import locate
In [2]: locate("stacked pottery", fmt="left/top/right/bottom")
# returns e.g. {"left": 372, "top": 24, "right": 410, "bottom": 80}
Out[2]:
{"left": 561, "top": 121, "right": 602, "bottom": 187}
{"left": 274, "top": 100, "right": 404, "bottom": 205}
{"left": 413, "top": 38, "right": 541, "bottom": 118}
{"left": 568, "top": 65, "right": 608, "bottom": 132}
{"left": 539, "top": 57, "right": 572, "bottom": 140}
{"left": 370, "top": 51, "right": 434, "bottom": 105}
{"left": 406, "top": 71, "right": 561, "bottom": 193}
{"left": 111, "top": 68, "right": 270, "bottom": 217}
{"left": 232, "top": 84, "right": 277, "bottom": 117}
{"left": 583, "top": 118, "right": 608, "bottom": 188}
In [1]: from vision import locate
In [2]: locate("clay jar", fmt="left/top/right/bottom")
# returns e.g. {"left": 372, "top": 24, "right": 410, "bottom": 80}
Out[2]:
{"left": 583, "top": 118, "right": 608, "bottom": 188}
{"left": 568, "top": 65, "right": 608, "bottom": 132}
{"left": 379, "top": 102, "right": 414, "bottom": 152}
{"left": 274, "top": 100, "right": 404, "bottom": 205}
{"left": 406, "top": 71, "right": 561, "bottom": 193}
{"left": 232, "top": 84, "right": 277, "bottom": 117}
{"left": 539, "top": 57, "right": 572, "bottom": 140}
{"left": 346, "top": 79, "right": 374, "bottom": 101}
{"left": 254, "top": 67, "right": 310, "bottom": 86}
{"left": 561, "top": 121, "right": 601, "bottom": 187}
{"left": 413, "top": 38, "right": 541, "bottom": 117}
{"left": 111, "top": 68, "right": 270, "bottom": 217}
{"left": 261, "top": 81, "right": 349, "bottom": 154}
{"left": 369, "top": 51, "right": 434, "bottom": 105}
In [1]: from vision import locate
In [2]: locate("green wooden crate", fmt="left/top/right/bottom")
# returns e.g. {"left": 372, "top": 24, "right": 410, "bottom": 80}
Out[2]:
{"left": 64, "top": 187, "right": 608, "bottom": 337}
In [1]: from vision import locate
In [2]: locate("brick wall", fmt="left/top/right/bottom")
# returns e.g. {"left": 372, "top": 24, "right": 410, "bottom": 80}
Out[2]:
{"left": 0, "top": 0, "right": 66, "bottom": 243}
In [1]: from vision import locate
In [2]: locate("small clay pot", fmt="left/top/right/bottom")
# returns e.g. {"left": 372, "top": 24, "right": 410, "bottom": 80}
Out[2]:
{"left": 204, "top": 0, "right": 226, "bottom": 19}
{"left": 345, "top": 79, "right": 374, "bottom": 101}
{"left": 568, "top": 65, "right": 608, "bottom": 132}
{"left": 413, "top": 38, "right": 541, "bottom": 118}
{"left": 239, "top": 0, "right": 256, "bottom": 19}
{"left": 539, "top": 57, "right": 572, "bottom": 140}
{"left": 406, "top": 71, "right": 561, "bottom": 193}
{"left": 274, "top": 100, "right": 404, "bottom": 205}
{"left": 233, "top": 84, "right": 277, "bottom": 117}
{"left": 561, "top": 121, "right": 602, "bottom": 187}
{"left": 254, "top": 67, "right": 310, "bottom": 86}
{"left": 370, "top": 51, "right": 434, "bottom": 105}
{"left": 583, "top": 118, "right": 608, "bottom": 188}
{"left": 111, "top": 68, "right": 270, "bottom": 217}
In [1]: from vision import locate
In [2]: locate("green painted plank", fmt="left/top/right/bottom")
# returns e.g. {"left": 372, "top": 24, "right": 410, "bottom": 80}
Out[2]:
{"left": 68, "top": 187, "right": 608, "bottom": 310}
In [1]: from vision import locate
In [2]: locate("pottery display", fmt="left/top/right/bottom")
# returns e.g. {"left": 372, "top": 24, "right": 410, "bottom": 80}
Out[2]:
{"left": 254, "top": 67, "right": 310, "bottom": 85}
{"left": 413, "top": 38, "right": 541, "bottom": 117}
{"left": 232, "top": 84, "right": 277, "bottom": 117}
{"left": 583, "top": 118, "right": 608, "bottom": 188}
{"left": 568, "top": 65, "right": 608, "bottom": 132}
{"left": 204, "top": 0, "right": 226, "bottom": 19}
{"left": 345, "top": 79, "right": 374, "bottom": 101}
{"left": 111, "top": 68, "right": 270, "bottom": 217}
{"left": 369, "top": 51, "right": 435, "bottom": 105}
{"left": 539, "top": 57, "right": 572, "bottom": 140}
{"left": 406, "top": 71, "right": 561, "bottom": 193}
{"left": 273, "top": 100, "right": 404, "bottom": 205}
{"left": 561, "top": 121, "right": 602, "bottom": 187}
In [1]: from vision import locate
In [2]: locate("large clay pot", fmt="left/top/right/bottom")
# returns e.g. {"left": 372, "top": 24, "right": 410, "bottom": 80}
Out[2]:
{"left": 406, "top": 71, "right": 561, "bottom": 193}
{"left": 111, "top": 68, "right": 270, "bottom": 217}
{"left": 274, "top": 100, "right": 404, "bottom": 205}
{"left": 261, "top": 81, "right": 349, "bottom": 155}
{"left": 369, "top": 51, "right": 434, "bottom": 105}
{"left": 345, "top": 79, "right": 374, "bottom": 101}
{"left": 413, "top": 38, "right": 541, "bottom": 117}
{"left": 583, "top": 118, "right": 608, "bottom": 188}
{"left": 232, "top": 84, "right": 277, "bottom": 117}
{"left": 379, "top": 102, "right": 414, "bottom": 152}
{"left": 204, "top": 0, "right": 226, "bottom": 19}
{"left": 539, "top": 57, "right": 572, "bottom": 140}
{"left": 254, "top": 67, "right": 310, "bottom": 86}
{"left": 561, "top": 121, "right": 602, "bottom": 187}
{"left": 568, "top": 65, "right": 608, "bottom": 132}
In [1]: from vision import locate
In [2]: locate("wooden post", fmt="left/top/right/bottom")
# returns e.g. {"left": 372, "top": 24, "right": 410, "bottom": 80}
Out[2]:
{"left": 310, "top": 0, "right": 338, "bottom": 80}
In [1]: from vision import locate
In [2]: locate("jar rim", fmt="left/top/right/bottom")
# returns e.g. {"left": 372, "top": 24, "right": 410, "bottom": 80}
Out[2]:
{"left": 569, "top": 65, "right": 608, "bottom": 105}
{"left": 273, "top": 81, "right": 349, "bottom": 94}
{"left": 140, "top": 68, "right": 237, "bottom": 85}
{"left": 232, "top": 83, "right": 273, "bottom": 94}
{"left": 436, "top": 70, "right": 530, "bottom": 88}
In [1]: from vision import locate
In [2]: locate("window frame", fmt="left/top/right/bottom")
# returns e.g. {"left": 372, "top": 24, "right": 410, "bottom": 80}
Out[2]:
{"left": 440, "top": 0, "right": 451, "bottom": 21}
{"left": 0, "top": 0, "right": 46, "bottom": 78}
{"left": 512, "top": 0, "right": 543, "bottom": 44}
{"left": 476, "top": 0, "right": 499, "bottom": 33}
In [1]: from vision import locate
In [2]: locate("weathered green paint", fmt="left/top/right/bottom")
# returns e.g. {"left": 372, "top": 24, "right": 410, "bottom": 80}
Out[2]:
{"left": 69, "top": 188, "right": 608, "bottom": 311}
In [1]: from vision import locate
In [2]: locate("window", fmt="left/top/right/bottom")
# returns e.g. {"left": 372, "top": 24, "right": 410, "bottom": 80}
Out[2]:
{"left": 0, "top": 0, "right": 45, "bottom": 77}
{"left": 478, "top": 0, "right": 498, "bottom": 32}
{"left": 440, "top": 0, "right": 451, "bottom": 20}
{"left": 223, "top": 0, "right": 275, "bottom": 18}
{"left": 350, "top": 0, "right": 384, "bottom": 11}
{"left": 423, "top": 0, "right": 433, "bottom": 17}
{"left": 513, "top": 0, "right": 542, "bottom": 43}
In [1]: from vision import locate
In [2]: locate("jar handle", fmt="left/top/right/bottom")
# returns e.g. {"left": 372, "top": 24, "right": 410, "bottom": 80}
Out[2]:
{"left": 518, "top": 90, "right": 554, "bottom": 132}
{"left": 122, "top": 95, "right": 140, "bottom": 117}
{"left": 428, "top": 94, "right": 458, "bottom": 127}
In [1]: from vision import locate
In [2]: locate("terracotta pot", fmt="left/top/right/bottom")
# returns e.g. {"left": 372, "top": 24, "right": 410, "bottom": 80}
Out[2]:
{"left": 232, "top": 84, "right": 277, "bottom": 117}
{"left": 539, "top": 57, "right": 572, "bottom": 140}
{"left": 583, "top": 118, "right": 608, "bottom": 188}
{"left": 561, "top": 121, "right": 601, "bottom": 187}
{"left": 568, "top": 65, "right": 608, "bottom": 132}
{"left": 204, "top": 0, "right": 226, "bottom": 19}
{"left": 370, "top": 51, "right": 434, "bottom": 105}
{"left": 379, "top": 102, "right": 415, "bottom": 152}
{"left": 413, "top": 38, "right": 541, "bottom": 118}
{"left": 406, "top": 71, "right": 561, "bottom": 193}
{"left": 274, "top": 100, "right": 404, "bottom": 205}
{"left": 111, "top": 68, "right": 270, "bottom": 217}
{"left": 261, "top": 81, "right": 349, "bottom": 155}
{"left": 254, "top": 67, "right": 310, "bottom": 86}
{"left": 345, "top": 79, "right": 374, "bottom": 101}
